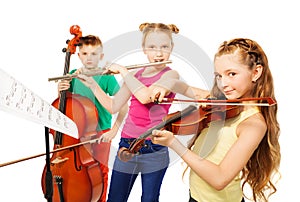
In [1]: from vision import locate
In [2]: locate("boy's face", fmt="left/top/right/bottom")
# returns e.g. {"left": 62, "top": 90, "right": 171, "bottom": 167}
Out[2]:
{"left": 78, "top": 45, "right": 104, "bottom": 69}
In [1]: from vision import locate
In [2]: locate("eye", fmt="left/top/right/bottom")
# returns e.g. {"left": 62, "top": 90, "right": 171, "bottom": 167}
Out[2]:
{"left": 228, "top": 72, "right": 236, "bottom": 77}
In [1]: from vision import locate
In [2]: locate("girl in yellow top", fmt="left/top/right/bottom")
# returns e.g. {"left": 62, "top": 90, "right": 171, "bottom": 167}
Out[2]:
{"left": 151, "top": 38, "right": 280, "bottom": 202}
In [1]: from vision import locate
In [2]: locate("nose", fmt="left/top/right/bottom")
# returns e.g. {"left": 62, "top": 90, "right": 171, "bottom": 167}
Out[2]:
{"left": 86, "top": 54, "right": 92, "bottom": 60}
{"left": 218, "top": 76, "right": 229, "bottom": 89}
{"left": 154, "top": 48, "right": 163, "bottom": 56}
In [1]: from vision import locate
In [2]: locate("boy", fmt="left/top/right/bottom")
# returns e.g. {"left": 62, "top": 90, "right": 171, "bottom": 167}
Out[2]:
{"left": 58, "top": 35, "right": 127, "bottom": 202}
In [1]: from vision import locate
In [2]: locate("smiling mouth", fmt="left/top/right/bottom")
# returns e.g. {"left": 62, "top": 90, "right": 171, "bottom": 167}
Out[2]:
{"left": 224, "top": 90, "right": 234, "bottom": 95}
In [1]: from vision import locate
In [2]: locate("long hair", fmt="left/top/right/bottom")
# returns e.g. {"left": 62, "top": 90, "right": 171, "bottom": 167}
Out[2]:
{"left": 212, "top": 38, "right": 281, "bottom": 201}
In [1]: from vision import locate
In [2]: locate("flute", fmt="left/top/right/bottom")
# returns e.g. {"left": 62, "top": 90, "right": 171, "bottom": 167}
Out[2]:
{"left": 48, "top": 60, "right": 172, "bottom": 82}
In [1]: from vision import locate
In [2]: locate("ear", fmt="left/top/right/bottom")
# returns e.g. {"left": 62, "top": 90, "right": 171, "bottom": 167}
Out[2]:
{"left": 170, "top": 42, "right": 174, "bottom": 52}
{"left": 100, "top": 53, "right": 104, "bottom": 60}
{"left": 252, "top": 64, "right": 263, "bottom": 82}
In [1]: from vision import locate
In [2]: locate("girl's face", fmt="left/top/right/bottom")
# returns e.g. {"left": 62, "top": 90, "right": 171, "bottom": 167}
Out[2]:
{"left": 214, "top": 53, "right": 259, "bottom": 99}
{"left": 78, "top": 45, "right": 103, "bottom": 69}
{"left": 143, "top": 31, "right": 173, "bottom": 68}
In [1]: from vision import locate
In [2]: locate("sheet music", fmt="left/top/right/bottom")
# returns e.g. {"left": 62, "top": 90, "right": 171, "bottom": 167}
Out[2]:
{"left": 0, "top": 68, "right": 78, "bottom": 138}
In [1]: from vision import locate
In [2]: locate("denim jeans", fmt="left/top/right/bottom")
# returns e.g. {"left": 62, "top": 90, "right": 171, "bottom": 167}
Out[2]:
{"left": 107, "top": 138, "right": 169, "bottom": 202}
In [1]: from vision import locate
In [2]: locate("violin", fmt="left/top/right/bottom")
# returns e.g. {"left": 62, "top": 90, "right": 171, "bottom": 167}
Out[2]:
{"left": 118, "top": 105, "right": 197, "bottom": 162}
{"left": 118, "top": 97, "right": 276, "bottom": 162}
{"left": 162, "top": 96, "right": 276, "bottom": 135}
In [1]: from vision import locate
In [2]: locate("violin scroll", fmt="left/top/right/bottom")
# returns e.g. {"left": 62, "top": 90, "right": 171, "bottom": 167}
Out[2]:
{"left": 118, "top": 139, "right": 146, "bottom": 162}
{"left": 118, "top": 147, "right": 135, "bottom": 162}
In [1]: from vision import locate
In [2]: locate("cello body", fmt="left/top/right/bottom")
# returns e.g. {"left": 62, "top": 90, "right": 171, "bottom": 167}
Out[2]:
{"left": 41, "top": 93, "right": 103, "bottom": 202}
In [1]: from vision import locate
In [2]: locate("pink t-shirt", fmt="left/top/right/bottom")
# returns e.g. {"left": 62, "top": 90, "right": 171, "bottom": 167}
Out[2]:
{"left": 121, "top": 67, "right": 175, "bottom": 139}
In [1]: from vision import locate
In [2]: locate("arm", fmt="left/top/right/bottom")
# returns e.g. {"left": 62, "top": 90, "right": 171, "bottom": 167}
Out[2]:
{"left": 151, "top": 78, "right": 210, "bottom": 102}
{"left": 77, "top": 74, "right": 131, "bottom": 114}
{"left": 151, "top": 113, "right": 266, "bottom": 190}
{"left": 99, "top": 103, "right": 128, "bottom": 142}
{"left": 107, "top": 63, "right": 180, "bottom": 104}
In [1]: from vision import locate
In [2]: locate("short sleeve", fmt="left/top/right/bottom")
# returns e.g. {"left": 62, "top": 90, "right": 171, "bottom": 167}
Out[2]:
{"left": 105, "top": 75, "right": 120, "bottom": 96}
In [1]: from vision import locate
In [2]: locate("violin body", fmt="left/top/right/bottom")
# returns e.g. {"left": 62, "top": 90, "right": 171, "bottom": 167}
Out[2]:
{"left": 41, "top": 93, "right": 103, "bottom": 202}
{"left": 166, "top": 105, "right": 243, "bottom": 135}
{"left": 118, "top": 105, "right": 243, "bottom": 162}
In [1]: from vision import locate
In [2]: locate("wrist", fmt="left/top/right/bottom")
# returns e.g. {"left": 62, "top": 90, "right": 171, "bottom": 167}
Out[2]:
{"left": 169, "top": 137, "right": 188, "bottom": 157}
{"left": 119, "top": 66, "right": 129, "bottom": 77}
{"left": 90, "top": 83, "right": 98, "bottom": 94}
{"left": 111, "top": 124, "right": 119, "bottom": 133}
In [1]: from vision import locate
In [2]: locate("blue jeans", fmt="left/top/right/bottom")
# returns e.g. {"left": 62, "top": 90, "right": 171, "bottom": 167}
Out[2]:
{"left": 107, "top": 138, "right": 169, "bottom": 202}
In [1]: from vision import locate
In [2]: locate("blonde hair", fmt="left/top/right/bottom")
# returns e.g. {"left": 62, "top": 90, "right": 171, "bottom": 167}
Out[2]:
{"left": 212, "top": 38, "right": 281, "bottom": 201}
{"left": 139, "top": 22, "right": 179, "bottom": 47}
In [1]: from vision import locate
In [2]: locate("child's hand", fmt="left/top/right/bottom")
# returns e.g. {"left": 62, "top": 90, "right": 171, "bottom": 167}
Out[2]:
{"left": 98, "top": 130, "right": 117, "bottom": 143}
{"left": 76, "top": 74, "right": 97, "bottom": 90}
{"left": 58, "top": 79, "right": 71, "bottom": 92}
{"left": 74, "top": 68, "right": 83, "bottom": 74}
{"left": 151, "top": 129, "right": 175, "bottom": 147}
{"left": 150, "top": 86, "right": 170, "bottom": 103}
{"left": 103, "top": 63, "right": 127, "bottom": 75}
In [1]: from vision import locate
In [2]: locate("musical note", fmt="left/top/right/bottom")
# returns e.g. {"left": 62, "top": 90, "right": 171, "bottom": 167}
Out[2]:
{"left": 0, "top": 68, "right": 78, "bottom": 138}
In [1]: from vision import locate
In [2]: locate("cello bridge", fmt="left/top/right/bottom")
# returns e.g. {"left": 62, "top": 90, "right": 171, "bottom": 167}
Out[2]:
{"left": 51, "top": 157, "right": 69, "bottom": 165}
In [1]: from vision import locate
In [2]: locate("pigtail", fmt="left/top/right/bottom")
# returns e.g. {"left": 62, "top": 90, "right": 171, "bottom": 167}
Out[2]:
{"left": 168, "top": 24, "right": 180, "bottom": 34}
{"left": 139, "top": 22, "right": 150, "bottom": 32}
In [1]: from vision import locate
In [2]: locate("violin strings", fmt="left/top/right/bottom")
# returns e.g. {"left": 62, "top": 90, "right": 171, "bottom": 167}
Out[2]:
{"left": 158, "top": 101, "right": 272, "bottom": 106}
{"left": 159, "top": 97, "right": 275, "bottom": 106}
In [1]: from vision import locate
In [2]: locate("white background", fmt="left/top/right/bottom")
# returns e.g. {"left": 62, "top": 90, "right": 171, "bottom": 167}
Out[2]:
{"left": 0, "top": 0, "right": 299, "bottom": 201}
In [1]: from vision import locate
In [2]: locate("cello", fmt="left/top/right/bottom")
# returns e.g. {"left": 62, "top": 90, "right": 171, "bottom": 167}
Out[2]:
{"left": 41, "top": 25, "right": 103, "bottom": 202}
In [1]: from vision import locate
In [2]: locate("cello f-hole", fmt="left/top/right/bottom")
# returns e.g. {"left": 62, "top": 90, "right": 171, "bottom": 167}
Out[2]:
{"left": 70, "top": 148, "right": 82, "bottom": 171}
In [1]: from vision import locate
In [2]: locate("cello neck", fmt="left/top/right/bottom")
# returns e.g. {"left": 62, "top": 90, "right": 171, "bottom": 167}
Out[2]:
{"left": 55, "top": 33, "right": 81, "bottom": 145}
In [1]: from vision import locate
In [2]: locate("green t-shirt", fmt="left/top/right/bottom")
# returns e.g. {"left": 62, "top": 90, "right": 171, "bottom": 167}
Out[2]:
{"left": 69, "top": 69, "right": 120, "bottom": 131}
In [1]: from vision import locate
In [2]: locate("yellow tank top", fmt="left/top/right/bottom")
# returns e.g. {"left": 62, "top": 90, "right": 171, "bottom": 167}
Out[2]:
{"left": 189, "top": 107, "right": 259, "bottom": 202}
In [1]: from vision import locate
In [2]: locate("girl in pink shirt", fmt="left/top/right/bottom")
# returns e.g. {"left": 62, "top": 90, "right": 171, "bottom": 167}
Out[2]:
{"left": 78, "top": 22, "right": 180, "bottom": 202}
